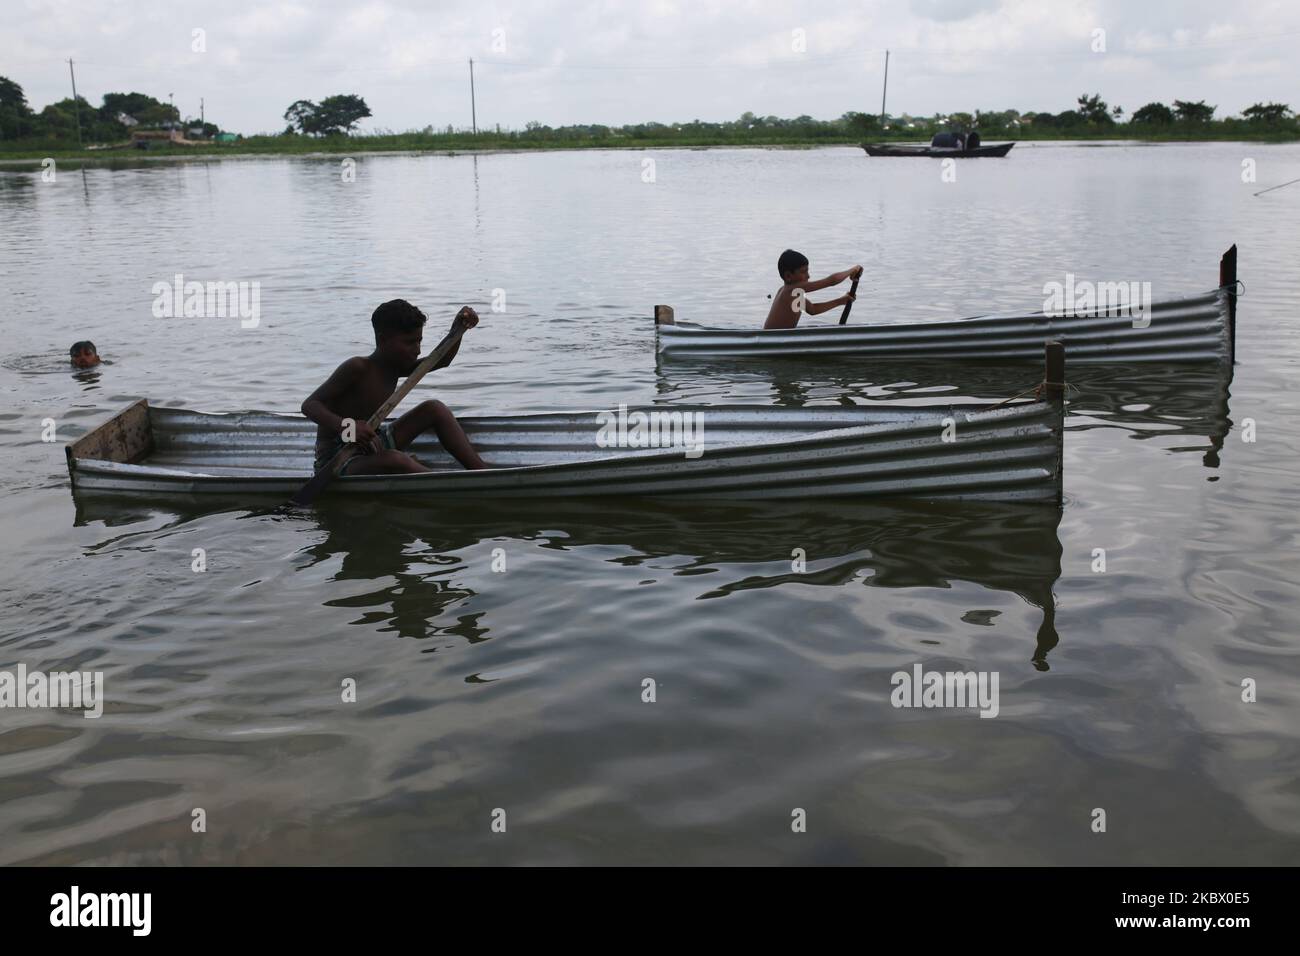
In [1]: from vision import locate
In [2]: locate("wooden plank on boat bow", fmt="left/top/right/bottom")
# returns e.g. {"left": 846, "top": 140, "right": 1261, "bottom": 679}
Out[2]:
{"left": 68, "top": 398, "right": 154, "bottom": 464}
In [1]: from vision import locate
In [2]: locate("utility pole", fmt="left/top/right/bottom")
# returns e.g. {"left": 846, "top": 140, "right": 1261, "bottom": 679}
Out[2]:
{"left": 468, "top": 58, "right": 477, "bottom": 134}
{"left": 200, "top": 97, "right": 204, "bottom": 127}
{"left": 879, "top": 50, "right": 889, "bottom": 128}
{"left": 67, "top": 58, "right": 82, "bottom": 147}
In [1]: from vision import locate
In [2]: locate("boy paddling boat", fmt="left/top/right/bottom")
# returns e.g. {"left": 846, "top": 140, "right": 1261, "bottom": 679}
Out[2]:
{"left": 301, "top": 299, "right": 488, "bottom": 475}
{"left": 763, "top": 249, "right": 863, "bottom": 330}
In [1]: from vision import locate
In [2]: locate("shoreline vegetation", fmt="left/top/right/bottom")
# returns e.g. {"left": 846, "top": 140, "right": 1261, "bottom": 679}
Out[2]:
{"left": 3, "top": 126, "right": 1299, "bottom": 167}
{"left": 2, "top": 74, "right": 1297, "bottom": 166}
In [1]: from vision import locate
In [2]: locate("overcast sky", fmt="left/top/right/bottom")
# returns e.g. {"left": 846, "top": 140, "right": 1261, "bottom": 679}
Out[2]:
{"left": 5, "top": 0, "right": 1299, "bottom": 133}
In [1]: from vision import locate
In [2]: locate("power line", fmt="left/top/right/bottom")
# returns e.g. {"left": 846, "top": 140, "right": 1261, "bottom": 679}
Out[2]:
{"left": 880, "top": 50, "right": 889, "bottom": 124}
{"left": 468, "top": 57, "right": 477, "bottom": 133}
{"left": 67, "top": 58, "right": 82, "bottom": 145}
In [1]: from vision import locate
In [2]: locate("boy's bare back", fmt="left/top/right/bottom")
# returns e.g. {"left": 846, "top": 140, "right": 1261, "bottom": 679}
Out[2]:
{"left": 764, "top": 284, "right": 804, "bottom": 330}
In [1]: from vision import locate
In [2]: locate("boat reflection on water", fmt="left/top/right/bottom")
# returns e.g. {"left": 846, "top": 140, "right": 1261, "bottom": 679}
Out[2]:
{"left": 655, "top": 355, "right": 1233, "bottom": 468}
{"left": 1059, "top": 364, "right": 1233, "bottom": 470}
{"left": 73, "top": 495, "right": 1064, "bottom": 668}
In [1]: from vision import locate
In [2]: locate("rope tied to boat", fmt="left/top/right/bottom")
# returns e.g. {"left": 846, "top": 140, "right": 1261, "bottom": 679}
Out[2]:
{"left": 989, "top": 380, "right": 1076, "bottom": 409}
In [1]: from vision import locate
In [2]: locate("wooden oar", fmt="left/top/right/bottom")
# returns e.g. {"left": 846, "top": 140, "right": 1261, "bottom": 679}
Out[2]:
{"left": 838, "top": 273, "right": 862, "bottom": 326}
{"left": 289, "top": 316, "right": 473, "bottom": 507}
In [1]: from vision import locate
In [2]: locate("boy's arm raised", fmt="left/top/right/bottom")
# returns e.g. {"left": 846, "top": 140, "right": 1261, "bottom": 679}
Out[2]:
{"left": 803, "top": 265, "right": 862, "bottom": 293}
{"left": 424, "top": 307, "right": 479, "bottom": 371}
{"left": 802, "top": 271, "right": 848, "bottom": 293}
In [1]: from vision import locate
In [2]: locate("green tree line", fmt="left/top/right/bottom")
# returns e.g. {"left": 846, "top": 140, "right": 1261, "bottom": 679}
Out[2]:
{"left": 3, "top": 73, "right": 1296, "bottom": 151}
{"left": 0, "top": 76, "right": 220, "bottom": 143}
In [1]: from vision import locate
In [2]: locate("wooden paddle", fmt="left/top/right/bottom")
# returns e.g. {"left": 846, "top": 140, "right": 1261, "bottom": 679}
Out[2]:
{"left": 288, "top": 313, "right": 474, "bottom": 507}
{"left": 838, "top": 270, "right": 862, "bottom": 325}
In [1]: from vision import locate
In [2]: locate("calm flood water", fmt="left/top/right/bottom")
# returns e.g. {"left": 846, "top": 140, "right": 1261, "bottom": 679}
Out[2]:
{"left": 1, "top": 143, "right": 1298, "bottom": 865}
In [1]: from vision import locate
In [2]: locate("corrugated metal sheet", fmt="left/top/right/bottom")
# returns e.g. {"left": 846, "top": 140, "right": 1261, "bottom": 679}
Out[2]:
{"left": 67, "top": 401, "right": 1064, "bottom": 503}
{"left": 657, "top": 288, "right": 1231, "bottom": 364}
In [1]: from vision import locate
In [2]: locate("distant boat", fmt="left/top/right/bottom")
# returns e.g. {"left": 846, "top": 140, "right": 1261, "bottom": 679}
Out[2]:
{"left": 865, "top": 130, "right": 1013, "bottom": 158}
{"left": 863, "top": 141, "right": 1014, "bottom": 158}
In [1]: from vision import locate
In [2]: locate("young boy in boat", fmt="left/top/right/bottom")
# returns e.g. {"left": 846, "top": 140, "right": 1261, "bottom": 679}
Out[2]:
{"left": 302, "top": 299, "right": 488, "bottom": 474}
{"left": 763, "top": 250, "right": 862, "bottom": 329}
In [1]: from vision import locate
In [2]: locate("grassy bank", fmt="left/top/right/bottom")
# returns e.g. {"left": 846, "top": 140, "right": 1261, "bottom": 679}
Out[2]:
{"left": 3, "top": 126, "right": 1298, "bottom": 167}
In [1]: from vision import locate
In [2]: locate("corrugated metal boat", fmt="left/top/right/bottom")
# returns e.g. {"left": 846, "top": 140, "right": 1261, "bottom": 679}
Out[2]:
{"left": 657, "top": 246, "right": 1238, "bottom": 366}
{"left": 65, "top": 362, "right": 1066, "bottom": 504}
{"left": 863, "top": 142, "right": 1014, "bottom": 157}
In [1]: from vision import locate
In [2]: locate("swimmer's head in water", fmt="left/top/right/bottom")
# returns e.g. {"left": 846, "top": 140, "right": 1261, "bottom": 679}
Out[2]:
{"left": 70, "top": 341, "right": 100, "bottom": 369}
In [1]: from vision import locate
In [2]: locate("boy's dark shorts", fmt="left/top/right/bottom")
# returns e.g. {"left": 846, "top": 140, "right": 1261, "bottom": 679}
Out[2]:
{"left": 314, "top": 422, "right": 398, "bottom": 475}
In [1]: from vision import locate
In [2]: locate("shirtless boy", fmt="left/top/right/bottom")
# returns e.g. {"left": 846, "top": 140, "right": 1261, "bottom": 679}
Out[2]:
{"left": 763, "top": 249, "right": 863, "bottom": 330}
{"left": 302, "top": 299, "right": 488, "bottom": 475}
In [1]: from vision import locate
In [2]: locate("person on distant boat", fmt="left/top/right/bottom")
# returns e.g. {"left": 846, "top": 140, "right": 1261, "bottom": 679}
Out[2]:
{"left": 302, "top": 299, "right": 488, "bottom": 474}
{"left": 763, "top": 250, "right": 862, "bottom": 330}
{"left": 70, "top": 341, "right": 101, "bottom": 369}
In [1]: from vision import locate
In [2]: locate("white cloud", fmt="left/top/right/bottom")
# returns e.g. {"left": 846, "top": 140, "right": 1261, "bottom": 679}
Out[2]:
{"left": 0, "top": 0, "right": 1296, "bottom": 133}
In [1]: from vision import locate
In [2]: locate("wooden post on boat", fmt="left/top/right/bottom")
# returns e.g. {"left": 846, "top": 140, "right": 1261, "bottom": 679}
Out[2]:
{"left": 1219, "top": 244, "right": 1237, "bottom": 365}
{"left": 1043, "top": 340, "right": 1065, "bottom": 403}
{"left": 1044, "top": 340, "right": 1065, "bottom": 505}
{"left": 655, "top": 305, "right": 675, "bottom": 327}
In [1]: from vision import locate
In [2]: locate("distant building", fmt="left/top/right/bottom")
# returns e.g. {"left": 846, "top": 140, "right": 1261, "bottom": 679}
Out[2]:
{"left": 130, "top": 129, "right": 184, "bottom": 149}
{"left": 116, "top": 112, "right": 139, "bottom": 127}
